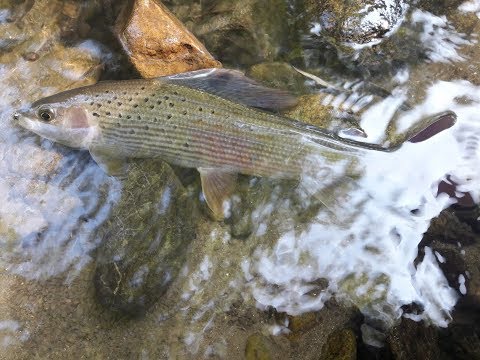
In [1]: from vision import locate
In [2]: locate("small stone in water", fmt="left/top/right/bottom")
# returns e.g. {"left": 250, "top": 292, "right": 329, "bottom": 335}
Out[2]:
{"left": 23, "top": 52, "right": 39, "bottom": 61}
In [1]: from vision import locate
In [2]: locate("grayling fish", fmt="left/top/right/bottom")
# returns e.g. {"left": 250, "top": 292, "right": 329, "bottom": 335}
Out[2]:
{"left": 14, "top": 68, "right": 456, "bottom": 219}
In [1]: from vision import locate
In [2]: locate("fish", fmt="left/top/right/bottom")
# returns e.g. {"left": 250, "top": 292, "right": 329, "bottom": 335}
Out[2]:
{"left": 13, "top": 68, "right": 457, "bottom": 219}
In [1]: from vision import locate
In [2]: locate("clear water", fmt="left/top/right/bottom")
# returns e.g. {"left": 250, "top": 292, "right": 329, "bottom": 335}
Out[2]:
{"left": 0, "top": 0, "right": 479, "bottom": 358}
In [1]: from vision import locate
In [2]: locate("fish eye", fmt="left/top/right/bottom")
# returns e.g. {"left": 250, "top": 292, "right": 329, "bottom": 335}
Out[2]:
{"left": 37, "top": 107, "right": 55, "bottom": 122}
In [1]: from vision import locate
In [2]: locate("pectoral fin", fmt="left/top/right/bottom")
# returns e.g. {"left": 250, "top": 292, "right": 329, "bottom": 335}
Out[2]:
{"left": 198, "top": 168, "right": 237, "bottom": 220}
{"left": 90, "top": 146, "right": 127, "bottom": 177}
{"left": 163, "top": 68, "right": 297, "bottom": 111}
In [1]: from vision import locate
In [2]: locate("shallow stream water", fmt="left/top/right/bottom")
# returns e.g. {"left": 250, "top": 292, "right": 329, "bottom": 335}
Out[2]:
{"left": 0, "top": 0, "right": 479, "bottom": 358}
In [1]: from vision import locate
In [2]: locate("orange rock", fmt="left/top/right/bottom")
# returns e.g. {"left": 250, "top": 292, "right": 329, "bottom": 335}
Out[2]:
{"left": 115, "top": 0, "right": 221, "bottom": 78}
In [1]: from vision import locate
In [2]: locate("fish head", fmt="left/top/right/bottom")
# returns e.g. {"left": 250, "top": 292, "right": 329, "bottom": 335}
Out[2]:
{"left": 13, "top": 92, "right": 100, "bottom": 149}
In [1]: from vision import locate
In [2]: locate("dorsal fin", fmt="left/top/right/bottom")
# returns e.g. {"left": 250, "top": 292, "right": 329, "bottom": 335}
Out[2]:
{"left": 162, "top": 68, "right": 298, "bottom": 111}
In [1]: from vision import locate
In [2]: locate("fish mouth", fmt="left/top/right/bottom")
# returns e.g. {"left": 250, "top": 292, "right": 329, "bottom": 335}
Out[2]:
{"left": 14, "top": 112, "right": 36, "bottom": 132}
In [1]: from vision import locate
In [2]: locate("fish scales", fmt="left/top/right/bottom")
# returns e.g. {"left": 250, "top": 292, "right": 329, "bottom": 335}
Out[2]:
{"left": 73, "top": 81, "right": 346, "bottom": 177}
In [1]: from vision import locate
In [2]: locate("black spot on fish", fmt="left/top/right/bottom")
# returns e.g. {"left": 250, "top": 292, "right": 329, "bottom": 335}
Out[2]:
{"left": 133, "top": 104, "right": 138, "bottom": 108}
{"left": 151, "top": 94, "right": 155, "bottom": 97}
{"left": 141, "top": 86, "right": 145, "bottom": 90}
{"left": 144, "top": 125, "right": 149, "bottom": 130}
{"left": 183, "top": 142, "right": 189, "bottom": 148}
{"left": 117, "top": 102, "right": 122, "bottom": 106}
{"left": 166, "top": 140, "right": 173, "bottom": 144}
{"left": 135, "top": 92, "right": 139, "bottom": 96}
{"left": 211, "top": 110, "right": 215, "bottom": 114}
{"left": 97, "top": 103, "right": 102, "bottom": 108}
{"left": 93, "top": 112, "right": 100, "bottom": 117}
{"left": 95, "top": 94, "right": 100, "bottom": 98}
{"left": 173, "top": 125, "right": 177, "bottom": 129}
{"left": 107, "top": 100, "right": 112, "bottom": 104}
{"left": 89, "top": 101, "right": 94, "bottom": 106}
{"left": 182, "top": 111, "right": 187, "bottom": 115}
{"left": 160, "top": 128, "right": 165, "bottom": 133}
{"left": 137, "top": 115, "right": 141, "bottom": 120}
{"left": 118, "top": 114, "right": 122, "bottom": 118}
{"left": 106, "top": 111, "right": 111, "bottom": 116}
{"left": 129, "top": 129, "right": 135, "bottom": 134}
{"left": 123, "top": 91, "right": 127, "bottom": 95}
{"left": 128, "top": 97, "right": 132, "bottom": 102}
{"left": 154, "top": 117, "right": 159, "bottom": 123}
{"left": 105, "top": 90, "right": 109, "bottom": 93}
{"left": 157, "top": 100, "right": 162, "bottom": 105}
{"left": 164, "top": 95, "right": 169, "bottom": 100}
{"left": 144, "top": 98, "right": 149, "bottom": 102}
{"left": 113, "top": 96, "right": 117, "bottom": 100}
{"left": 181, "top": 98, "right": 186, "bottom": 102}
{"left": 126, "top": 115, "right": 131, "bottom": 119}
{"left": 116, "top": 122, "right": 121, "bottom": 127}
{"left": 173, "top": 91, "right": 179, "bottom": 95}
{"left": 169, "top": 103, "right": 174, "bottom": 107}
{"left": 149, "top": 105, "right": 154, "bottom": 109}
{"left": 167, "top": 114, "right": 172, "bottom": 119}
{"left": 198, "top": 107, "right": 203, "bottom": 112}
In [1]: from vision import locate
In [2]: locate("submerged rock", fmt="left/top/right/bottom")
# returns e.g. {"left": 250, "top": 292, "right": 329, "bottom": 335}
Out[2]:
{"left": 0, "top": 0, "right": 109, "bottom": 107}
{"left": 321, "top": 328, "right": 357, "bottom": 360}
{"left": 94, "top": 159, "right": 196, "bottom": 316}
{"left": 307, "top": 0, "right": 409, "bottom": 46}
{"left": 386, "top": 319, "right": 446, "bottom": 359}
{"left": 245, "top": 333, "right": 273, "bottom": 360}
{"left": 164, "top": 0, "right": 306, "bottom": 67}
{"left": 246, "top": 62, "right": 308, "bottom": 95}
{"left": 115, "top": 0, "right": 220, "bottom": 78}
{"left": 420, "top": 205, "right": 480, "bottom": 299}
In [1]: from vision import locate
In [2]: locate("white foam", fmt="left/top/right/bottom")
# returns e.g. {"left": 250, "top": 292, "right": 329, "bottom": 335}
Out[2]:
{"left": 459, "top": 0, "right": 480, "bottom": 18}
{"left": 458, "top": 274, "right": 467, "bottom": 295}
{"left": 310, "top": 22, "right": 322, "bottom": 36}
{"left": 0, "top": 320, "right": 29, "bottom": 349}
{"left": 0, "top": 37, "right": 120, "bottom": 281}
{"left": 0, "top": 9, "right": 10, "bottom": 23}
{"left": 244, "top": 76, "right": 479, "bottom": 327}
{"left": 411, "top": 10, "right": 473, "bottom": 63}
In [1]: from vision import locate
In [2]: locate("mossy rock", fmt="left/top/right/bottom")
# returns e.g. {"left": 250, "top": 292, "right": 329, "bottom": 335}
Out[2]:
{"left": 94, "top": 159, "right": 197, "bottom": 316}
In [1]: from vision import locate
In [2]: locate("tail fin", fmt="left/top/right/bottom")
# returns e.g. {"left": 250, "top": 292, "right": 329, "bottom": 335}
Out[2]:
{"left": 330, "top": 110, "right": 458, "bottom": 152}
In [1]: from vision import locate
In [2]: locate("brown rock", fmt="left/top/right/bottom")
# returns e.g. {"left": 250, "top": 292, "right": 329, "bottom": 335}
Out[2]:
{"left": 321, "top": 328, "right": 357, "bottom": 360}
{"left": 386, "top": 319, "right": 448, "bottom": 360}
{"left": 115, "top": 0, "right": 221, "bottom": 78}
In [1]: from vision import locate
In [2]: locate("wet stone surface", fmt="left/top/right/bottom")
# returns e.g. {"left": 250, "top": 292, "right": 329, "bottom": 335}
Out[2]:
{"left": 115, "top": 0, "right": 220, "bottom": 78}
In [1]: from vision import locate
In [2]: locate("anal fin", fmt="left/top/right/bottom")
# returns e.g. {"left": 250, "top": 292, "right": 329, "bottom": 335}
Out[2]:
{"left": 198, "top": 168, "right": 237, "bottom": 221}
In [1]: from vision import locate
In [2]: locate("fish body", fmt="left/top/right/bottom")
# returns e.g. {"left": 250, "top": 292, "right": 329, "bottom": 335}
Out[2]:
{"left": 14, "top": 69, "right": 456, "bottom": 219}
